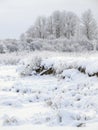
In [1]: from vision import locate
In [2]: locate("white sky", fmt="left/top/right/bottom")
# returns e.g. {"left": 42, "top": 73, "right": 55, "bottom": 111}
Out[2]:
{"left": 0, "top": 0, "right": 98, "bottom": 39}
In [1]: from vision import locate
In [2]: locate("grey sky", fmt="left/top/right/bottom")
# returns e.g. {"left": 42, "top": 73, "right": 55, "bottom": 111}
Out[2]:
{"left": 0, "top": 0, "right": 98, "bottom": 39}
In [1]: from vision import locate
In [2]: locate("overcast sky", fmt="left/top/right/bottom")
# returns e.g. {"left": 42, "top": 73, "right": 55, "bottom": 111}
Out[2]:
{"left": 0, "top": 0, "right": 98, "bottom": 39}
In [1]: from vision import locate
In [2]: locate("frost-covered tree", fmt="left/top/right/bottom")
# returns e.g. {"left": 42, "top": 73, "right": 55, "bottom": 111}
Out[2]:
{"left": 82, "top": 9, "right": 98, "bottom": 41}
{"left": 26, "top": 26, "right": 36, "bottom": 41}
{"left": 21, "top": 10, "right": 80, "bottom": 40}
{"left": 20, "top": 9, "right": 98, "bottom": 42}
{"left": 64, "top": 12, "right": 80, "bottom": 39}
{"left": 0, "top": 39, "right": 19, "bottom": 53}
{"left": 34, "top": 16, "right": 47, "bottom": 39}
{"left": 46, "top": 16, "right": 54, "bottom": 38}
{"left": 52, "top": 11, "right": 62, "bottom": 38}
{"left": 18, "top": 9, "right": 98, "bottom": 52}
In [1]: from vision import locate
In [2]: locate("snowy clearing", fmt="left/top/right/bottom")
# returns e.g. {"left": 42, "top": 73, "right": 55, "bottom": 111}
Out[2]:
{"left": 0, "top": 52, "right": 98, "bottom": 130}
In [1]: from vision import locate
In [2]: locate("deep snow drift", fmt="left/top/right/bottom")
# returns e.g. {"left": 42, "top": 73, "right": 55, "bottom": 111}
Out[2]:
{"left": 0, "top": 52, "right": 98, "bottom": 130}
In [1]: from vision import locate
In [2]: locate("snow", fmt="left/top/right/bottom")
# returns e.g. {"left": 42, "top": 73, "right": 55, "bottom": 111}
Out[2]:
{"left": 16, "top": 51, "right": 98, "bottom": 77}
{"left": 1, "top": 52, "right": 98, "bottom": 130}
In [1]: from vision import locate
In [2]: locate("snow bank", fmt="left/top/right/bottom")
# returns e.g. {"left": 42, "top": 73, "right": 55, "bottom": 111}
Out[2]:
{"left": 18, "top": 54, "right": 98, "bottom": 78}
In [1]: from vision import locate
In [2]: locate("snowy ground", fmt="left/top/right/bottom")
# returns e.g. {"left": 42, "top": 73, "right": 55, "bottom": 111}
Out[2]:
{"left": 0, "top": 52, "right": 98, "bottom": 130}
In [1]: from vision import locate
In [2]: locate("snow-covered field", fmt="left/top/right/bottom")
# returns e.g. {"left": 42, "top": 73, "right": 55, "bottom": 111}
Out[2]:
{"left": 0, "top": 52, "right": 98, "bottom": 130}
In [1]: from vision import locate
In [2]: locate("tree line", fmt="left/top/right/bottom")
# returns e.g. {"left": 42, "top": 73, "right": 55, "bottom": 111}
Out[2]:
{"left": 0, "top": 9, "right": 98, "bottom": 53}
{"left": 20, "top": 9, "right": 98, "bottom": 42}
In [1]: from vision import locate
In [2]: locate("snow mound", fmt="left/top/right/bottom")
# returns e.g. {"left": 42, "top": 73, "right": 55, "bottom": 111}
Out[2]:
{"left": 18, "top": 55, "right": 98, "bottom": 78}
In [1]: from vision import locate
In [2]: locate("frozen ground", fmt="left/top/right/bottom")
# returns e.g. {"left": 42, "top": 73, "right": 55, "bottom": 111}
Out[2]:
{"left": 0, "top": 52, "right": 98, "bottom": 130}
